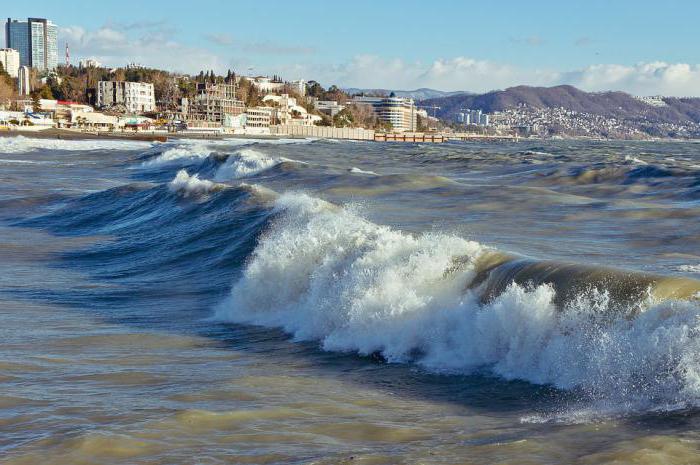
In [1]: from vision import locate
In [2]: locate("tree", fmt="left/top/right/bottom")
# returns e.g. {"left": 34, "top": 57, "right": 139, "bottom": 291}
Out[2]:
{"left": 31, "top": 92, "right": 41, "bottom": 112}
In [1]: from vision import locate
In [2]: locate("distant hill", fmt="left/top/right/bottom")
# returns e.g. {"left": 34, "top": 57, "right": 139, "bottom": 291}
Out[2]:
{"left": 343, "top": 87, "right": 472, "bottom": 100}
{"left": 421, "top": 85, "right": 700, "bottom": 124}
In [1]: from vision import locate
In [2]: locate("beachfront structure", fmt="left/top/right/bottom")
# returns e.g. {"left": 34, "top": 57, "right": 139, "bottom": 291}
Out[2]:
{"left": 314, "top": 100, "right": 345, "bottom": 117}
{"left": 262, "top": 93, "right": 322, "bottom": 126}
{"left": 5, "top": 18, "right": 58, "bottom": 71}
{"left": 184, "top": 82, "right": 245, "bottom": 128}
{"left": 96, "top": 81, "right": 156, "bottom": 113}
{"left": 243, "top": 107, "right": 273, "bottom": 129}
{"left": 0, "top": 48, "right": 20, "bottom": 77}
{"left": 18, "top": 66, "right": 30, "bottom": 95}
{"left": 352, "top": 95, "right": 417, "bottom": 132}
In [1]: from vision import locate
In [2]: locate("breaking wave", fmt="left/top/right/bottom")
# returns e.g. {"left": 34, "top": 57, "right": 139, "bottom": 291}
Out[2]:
{"left": 213, "top": 148, "right": 286, "bottom": 181}
{"left": 168, "top": 169, "right": 225, "bottom": 196}
{"left": 142, "top": 141, "right": 217, "bottom": 167}
{"left": 216, "top": 192, "right": 700, "bottom": 415}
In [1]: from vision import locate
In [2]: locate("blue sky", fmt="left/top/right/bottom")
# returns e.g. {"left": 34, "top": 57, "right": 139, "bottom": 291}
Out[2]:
{"left": 5, "top": 0, "right": 700, "bottom": 95}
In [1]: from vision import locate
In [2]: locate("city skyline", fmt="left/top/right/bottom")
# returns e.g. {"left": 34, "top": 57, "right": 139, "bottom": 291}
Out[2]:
{"left": 2, "top": 1, "right": 700, "bottom": 96}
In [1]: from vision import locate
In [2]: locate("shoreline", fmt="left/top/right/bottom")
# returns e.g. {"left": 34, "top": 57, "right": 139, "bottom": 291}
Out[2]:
{"left": 0, "top": 128, "right": 699, "bottom": 143}
{"left": 0, "top": 128, "right": 306, "bottom": 142}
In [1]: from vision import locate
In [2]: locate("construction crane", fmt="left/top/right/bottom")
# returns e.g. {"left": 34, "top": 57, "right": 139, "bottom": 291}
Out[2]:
{"left": 418, "top": 104, "right": 441, "bottom": 119}
{"left": 65, "top": 42, "right": 70, "bottom": 67}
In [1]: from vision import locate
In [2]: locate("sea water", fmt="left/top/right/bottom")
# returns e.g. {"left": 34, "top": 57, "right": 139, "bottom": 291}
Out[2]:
{"left": 1, "top": 136, "right": 700, "bottom": 464}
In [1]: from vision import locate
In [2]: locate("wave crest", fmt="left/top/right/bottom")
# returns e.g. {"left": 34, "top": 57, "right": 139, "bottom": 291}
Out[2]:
{"left": 168, "top": 169, "right": 223, "bottom": 196}
{"left": 216, "top": 192, "right": 700, "bottom": 414}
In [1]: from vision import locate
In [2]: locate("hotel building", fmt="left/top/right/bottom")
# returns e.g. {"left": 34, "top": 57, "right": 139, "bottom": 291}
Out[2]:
{"left": 97, "top": 81, "right": 156, "bottom": 113}
{"left": 5, "top": 17, "right": 58, "bottom": 71}
{"left": 352, "top": 95, "right": 417, "bottom": 132}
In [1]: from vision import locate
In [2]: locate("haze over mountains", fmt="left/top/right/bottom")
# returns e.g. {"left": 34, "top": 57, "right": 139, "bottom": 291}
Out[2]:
{"left": 421, "top": 85, "right": 700, "bottom": 124}
{"left": 343, "top": 88, "right": 472, "bottom": 100}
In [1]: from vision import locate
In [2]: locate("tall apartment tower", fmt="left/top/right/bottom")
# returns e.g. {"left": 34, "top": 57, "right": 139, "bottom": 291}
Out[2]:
{"left": 5, "top": 17, "right": 58, "bottom": 71}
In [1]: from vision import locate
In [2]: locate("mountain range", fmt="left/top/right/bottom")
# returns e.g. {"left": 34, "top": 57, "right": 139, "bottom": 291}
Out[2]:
{"left": 343, "top": 87, "right": 472, "bottom": 100}
{"left": 420, "top": 85, "right": 700, "bottom": 125}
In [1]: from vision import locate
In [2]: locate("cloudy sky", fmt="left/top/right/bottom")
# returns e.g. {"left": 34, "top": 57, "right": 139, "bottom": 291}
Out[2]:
{"left": 5, "top": 0, "right": 700, "bottom": 95}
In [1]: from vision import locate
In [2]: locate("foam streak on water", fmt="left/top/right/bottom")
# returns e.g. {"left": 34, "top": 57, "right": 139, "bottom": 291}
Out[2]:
{"left": 4, "top": 137, "right": 700, "bottom": 464}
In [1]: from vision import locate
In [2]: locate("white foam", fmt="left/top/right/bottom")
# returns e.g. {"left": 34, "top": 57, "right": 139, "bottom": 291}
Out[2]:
{"left": 214, "top": 148, "right": 287, "bottom": 181}
{"left": 349, "top": 167, "right": 378, "bottom": 176}
{"left": 142, "top": 141, "right": 215, "bottom": 167}
{"left": 624, "top": 155, "right": 648, "bottom": 165}
{"left": 216, "top": 192, "right": 700, "bottom": 415}
{"left": 0, "top": 136, "right": 151, "bottom": 153}
{"left": 677, "top": 264, "right": 700, "bottom": 274}
{"left": 168, "top": 169, "right": 221, "bottom": 196}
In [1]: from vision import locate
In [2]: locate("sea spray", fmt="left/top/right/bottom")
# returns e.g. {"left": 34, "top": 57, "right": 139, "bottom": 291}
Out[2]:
{"left": 216, "top": 192, "right": 700, "bottom": 413}
{"left": 214, "top": 148, "right": 284, "bottom": 180}
{"left": 168, "top": 169, "right": 223, "bottom": 196}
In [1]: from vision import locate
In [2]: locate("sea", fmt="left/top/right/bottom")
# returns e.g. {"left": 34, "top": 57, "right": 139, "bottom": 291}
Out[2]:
{"left": 1, "top": 135, "right": 700, "bottom": 464}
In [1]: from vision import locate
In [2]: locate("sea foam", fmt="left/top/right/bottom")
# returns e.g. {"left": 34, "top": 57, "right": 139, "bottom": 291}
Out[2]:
{"left": 214, "top": 149, "right": 285, "bottom": 180}
{"left": 0, "top": 136, "right": 151, "bottom": 153}
{"left": 168, "top": 169, "right": 222, "bottom": 196}
{"left": 216, "top": 192, "right": 700, "bottom": 415}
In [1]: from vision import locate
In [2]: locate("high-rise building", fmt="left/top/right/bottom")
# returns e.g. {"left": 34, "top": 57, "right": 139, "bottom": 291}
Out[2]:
{"left": 5, "top": 17, "right": 58, "bottom": 71}
{"left": 0, "top": 48, "right": 19, "bottom": 77}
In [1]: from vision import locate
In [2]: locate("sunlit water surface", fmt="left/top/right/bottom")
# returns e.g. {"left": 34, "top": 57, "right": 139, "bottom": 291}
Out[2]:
{"left": 1, "top": 136, "right": 700, "bottom": 464}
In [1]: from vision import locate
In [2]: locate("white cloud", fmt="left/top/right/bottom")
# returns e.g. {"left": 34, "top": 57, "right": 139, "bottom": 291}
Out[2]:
{"left": 57, "top": 24, "right": 700, "bottom": 97}
{"left": 277, "top": 56, "right": 700, "bottom": 96}
{"left": 61, "top": 25, "right": 226, "bottom": 73}
{"left": 560, "top": 62, "right": 700, "bottom": 96}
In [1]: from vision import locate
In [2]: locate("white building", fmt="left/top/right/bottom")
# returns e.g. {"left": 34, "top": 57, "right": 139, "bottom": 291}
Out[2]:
{"left": 97, "top": 81, "right": 156, "bottom": 113}
{"left": 244, "top": 107, "right": 272, "bottom": 128}
{"left": 0, "top": 48, "right": 20, "bottom": 77}
{"left": 250, "top": 76, "right": 306, "bottom": 96}
{"left": 263, "top": 94, "right": 322, "bottom": 126}
{"left": 352, "top": 95, "right": 417, "bottom": 132}
{"left": 79, "top": 58, "right": 101, "bottom": 68}
{"left": 250, "top": 76, "right": 285, "bottom": 93}
{"left": 18, "top": 65, "right": 30, "bottom": 96}
{"left": 314, "top": 100, "right": 345, "bottom": 117}
{"left": 288, "top": 79, "right": 306, "bottom": 96}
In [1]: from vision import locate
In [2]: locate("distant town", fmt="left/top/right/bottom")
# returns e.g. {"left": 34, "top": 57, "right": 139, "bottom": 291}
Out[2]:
{"left": 1, "top": 16, "right": 698, "bottom": 142}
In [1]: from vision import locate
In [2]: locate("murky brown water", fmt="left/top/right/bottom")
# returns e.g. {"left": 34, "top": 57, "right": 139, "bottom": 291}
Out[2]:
{"left": 2, "top": 137, "right": 700, "bottom": 464}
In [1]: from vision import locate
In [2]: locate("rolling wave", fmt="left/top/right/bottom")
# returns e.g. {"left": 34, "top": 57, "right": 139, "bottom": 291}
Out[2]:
{"left": 215, "top": 191, "right": 700, "bottom": 414}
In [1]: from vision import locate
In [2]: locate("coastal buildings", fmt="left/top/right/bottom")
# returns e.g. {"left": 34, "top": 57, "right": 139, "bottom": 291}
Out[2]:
{"left": 250, "top": 76, "right": 306, "bottom": 96}
{"left": 262, "top": 94, "right": 322, "bottom": 126}
{"left": 0, "top": 48, "right": 20, "bottom": 77}
{"left": 241, "top": 107, "right": 273, "bottom": 133}
{"left": 18, "top": 66, "right": 30, "bottom": 95}
{"left": 96, "top": 81, "right": 156, "bottom": 113}
{"left": 5, "top": 17, "right": 58, "bottom": 70}
{"left": 314, "top": 100, "right": 345, "bottom": 117}
{"left": 79, "top": 58, "right": 101, "bottom": 68}
{"left": 183, "top": 82, "right": 245, "bottom": 127}
{"left": 352, "top": 95, "right": 417, "bottom": 132}
{"left": 634, "top": 95, "right": 668, "bottom": 107}
{"left": 457, "top": 109, "right": 490, "bottom": 126}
